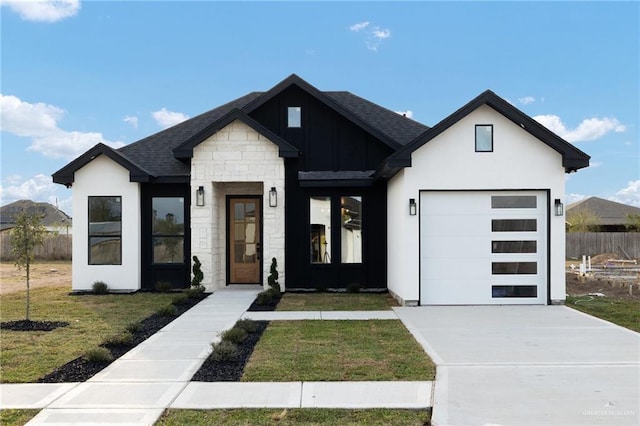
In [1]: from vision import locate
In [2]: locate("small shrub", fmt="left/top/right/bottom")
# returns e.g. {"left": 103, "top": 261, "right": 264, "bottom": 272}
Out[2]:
{"left": 157, "top": 304, "right": 177, "bottom": 316}
{"left": 347, "top": 282, "right": 361, "bottom": 293}
{"left": 155, "top": 281, "right": 173, "bottom": 293}
{"left": 186, "top": 286, "right": 205, "bottom": 299}
{"left": 103, "top": 331, "right": 133, "bottom": 346}
{"left": 191, "top": 255, "right": 204, "bottom": 288}
{"left": 220, "top": 326, "right": 247, "bottom": 344}
{"left": 92, "top": 281, "right": 109, "bottom": 294}
{"left": 235, "top": 318, "right": 258, "bottom": 333}
{"left": 210, "top": 340, "right": 240, "bottom": 362}
{"left": 256, "top": 287, "right": 280, "bottom": 305}
{"left": 125, "top": 322, "right": 142, "bottom": 333}
{"left": 172, "top": 293, "right": 189, "bottom": 306}
{"left": 83, "top": 347, "right": 113, "bottom": 363}
{"left": 267, "top": 257, "right": 281, "bottom": 293}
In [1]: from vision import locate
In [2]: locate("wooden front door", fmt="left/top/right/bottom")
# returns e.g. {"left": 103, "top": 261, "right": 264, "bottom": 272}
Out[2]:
{"left": 228, "top": 197, "right": 261, "bottom": 284}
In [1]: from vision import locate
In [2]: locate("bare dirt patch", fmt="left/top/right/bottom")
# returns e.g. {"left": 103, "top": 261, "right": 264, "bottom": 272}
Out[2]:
{"left": 566, "top": 272, "right": 640, "bottom": 300}
{"left": 0, "top": 261, "right": 71, "bottom": 295}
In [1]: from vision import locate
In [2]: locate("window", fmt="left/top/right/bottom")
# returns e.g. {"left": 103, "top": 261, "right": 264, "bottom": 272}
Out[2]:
{"left": 475, "top": 124, "right": 493, "bottom": 152}
{"left": 152, "top": 197, "right": 185, "bottom": 264}
{"left": 341, "top": 196, "right": 362, "bottom": 263}
{"left": 492, "top": 219, "right": 537, "bottom": 232}
{"left": 491, "top": 196, "right": 537, "bottom": 209}
{"left": 288, "top": 106, "right": 301, "bottom": 128}
{"left": 492, "top": 262, "right": 537, "bottom": 275}
{"left": 89, "top": 196, "right": 122, "bottom": 265}
{"left": 491, "top": 240, "right": 537, "bottom": 253}
{"left": 310, "top": 196, "right": 331, "bottom": 263}
{"left": 492, "top": 285, "right": 538, "bottom": 298}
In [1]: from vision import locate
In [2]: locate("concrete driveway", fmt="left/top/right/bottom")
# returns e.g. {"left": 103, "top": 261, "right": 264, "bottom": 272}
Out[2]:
{"left": 395, "top": 305, "right": 640, "bottom": 426}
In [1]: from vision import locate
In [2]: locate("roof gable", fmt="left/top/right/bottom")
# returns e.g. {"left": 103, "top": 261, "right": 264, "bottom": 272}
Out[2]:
{"left": 378, "top": 90, "right": 590, "bottom": 178}
{"left": 52, "top": 143, "right": 152, "bottom": 186}
{"left": 1, "top": 200, "right": 72, "bottom": 227}
{"left": 173, "top": 108, "right": 299, "bottom": 159}
{"left": 567, "top": 196, "right": 640, "bottom": 225}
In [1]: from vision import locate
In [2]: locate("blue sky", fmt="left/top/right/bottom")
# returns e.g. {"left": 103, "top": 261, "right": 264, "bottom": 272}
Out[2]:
{"left": 1, "top": 0, "right": 638, "bottom": 215}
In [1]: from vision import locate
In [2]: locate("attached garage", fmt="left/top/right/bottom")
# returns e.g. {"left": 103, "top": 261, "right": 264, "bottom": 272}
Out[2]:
{"left": 419, "top": 191, "right": 548, "bottom": 305}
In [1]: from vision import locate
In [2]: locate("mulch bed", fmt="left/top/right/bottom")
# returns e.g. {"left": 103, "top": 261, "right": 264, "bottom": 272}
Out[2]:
{"left": 1, "top": 320, "right": 69, "bottom": 332}
{"left": 38, "top": 293, "right": 210, "bottom": 383}
{"left": 191, "top": 321, "right": 269, "bottom": 381}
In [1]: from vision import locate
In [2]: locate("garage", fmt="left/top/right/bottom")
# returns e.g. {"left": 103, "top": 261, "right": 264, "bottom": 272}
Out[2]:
{"left": 420, "top": 191, "right": 547, "bottom": 305}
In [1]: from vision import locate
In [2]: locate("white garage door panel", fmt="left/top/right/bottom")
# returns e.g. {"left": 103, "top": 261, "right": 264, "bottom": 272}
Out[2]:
{"left": 420, "top": 191, "right": 547, "bottom": 305}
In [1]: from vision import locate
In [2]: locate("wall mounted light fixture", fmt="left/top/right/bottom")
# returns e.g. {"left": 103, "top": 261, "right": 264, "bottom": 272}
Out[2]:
{"left": 409, "top": 198, "right": 417, "bottom": 216}
{"left": 196, "top": 186, "right": 205, "bottom": 207}
{"left": 554, "top": 199, "right": 564, "bottom": 216}
{"left": 269, "top": 187, "right": 277, "bottom": 207}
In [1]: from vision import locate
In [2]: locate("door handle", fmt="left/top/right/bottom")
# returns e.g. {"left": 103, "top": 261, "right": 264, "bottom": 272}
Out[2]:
{"left": 256, "top": 243, "right": 261, "bottom": 260}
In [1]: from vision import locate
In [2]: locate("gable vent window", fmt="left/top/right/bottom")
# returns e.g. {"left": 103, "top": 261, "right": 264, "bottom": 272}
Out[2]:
{"left": 475, "top": 124, "right": 493, "bottom": 152}
{"left": 288, "top": 106, "right": 301, "bottom": 128}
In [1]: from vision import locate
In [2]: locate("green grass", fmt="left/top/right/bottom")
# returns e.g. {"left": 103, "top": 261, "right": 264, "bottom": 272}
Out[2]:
{"left": 242, "top": 320, "right": 435, "bottom": 382}
{"left": 0, "top": 409, "right": 39, "bottom": 426}
{"left": 566, "top": 295, "right": 640, "bottom": 333}
{"left": 0, "top": 286, "right": 177, "bottom": 383}
{"left": 156, "top": 408, "right": 431, "bottom": 425}
{"left": 276, "top": 293, "right": 398, "bottom": 311}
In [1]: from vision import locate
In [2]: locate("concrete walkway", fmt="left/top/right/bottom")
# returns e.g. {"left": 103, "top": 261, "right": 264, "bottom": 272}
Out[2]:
{"left": 395, "top": 305, "right": 640, "bottom": 426}
{"left": 0, "top": 291, "right": 432, "bottom": 425}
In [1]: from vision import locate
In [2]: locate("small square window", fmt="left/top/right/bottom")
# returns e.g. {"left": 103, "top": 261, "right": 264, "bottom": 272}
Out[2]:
{"left": 288, "top": 107, "right": 301, "bottom": 128}
{"left": 475, "top": 124, "right": 493, "bottom": 152}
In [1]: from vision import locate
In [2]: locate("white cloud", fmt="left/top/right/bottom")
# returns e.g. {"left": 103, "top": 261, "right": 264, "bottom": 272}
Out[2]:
{"left": 395, "top": 110, "right": 414, "bottom": 119}
{"left": 518, "top": 96, "right": 535, "bottom": 105}
{"left": 0, "top": 93, "right": 124, "bottom": 159}
{"left": 611, "top": 180, "right": 640, "bottom": 207}
{"left": 152, "top": 108, "right": 189, "bottom": 129}
{"left": 349, "top": 21, "right": 391, "bottom": 52}
{"left": 0, "top": 174, "right": 58, "bottom": 206}
{"left": 123, "top": 115, "right": 138, "bottom": 128}
{"left": 533, "top": 114, "right": 626, "bottom": 142}
{"left": 1, "top": 0, "right": 80, "bottom": 23}
{"left": 349, "top": 21, "right": 370, "bottom": 32}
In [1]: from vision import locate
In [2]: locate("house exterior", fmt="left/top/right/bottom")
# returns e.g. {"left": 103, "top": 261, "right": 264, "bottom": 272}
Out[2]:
{"left": 52, "top": 75, "right": 590, "bottom": 305}
{"left": 0, "top": 200, "right": 73, "bottom": 235}
{"left": 567, "top": 197, "right": 640, "bottom": 232}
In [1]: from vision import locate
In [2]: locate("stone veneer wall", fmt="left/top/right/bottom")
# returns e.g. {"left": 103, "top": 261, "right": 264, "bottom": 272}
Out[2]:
{"left": 190, "top": 120, "right": 285, "bottom": 291}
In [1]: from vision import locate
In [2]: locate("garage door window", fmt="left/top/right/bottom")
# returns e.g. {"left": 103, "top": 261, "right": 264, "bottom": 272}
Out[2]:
{"left": 491, "top": 195, "right": 536, "bottom": 208}
{"left": 492, "top": 240, "right": 537, "bottom": 253}
{"left": 492, "top": 285, "right": 537, "bottom": 298}
{"left": 492, "top": 262, "right": 537, "bottom": 274}
{"left": 492, "top": 219, "right": 537, "bottom": 232}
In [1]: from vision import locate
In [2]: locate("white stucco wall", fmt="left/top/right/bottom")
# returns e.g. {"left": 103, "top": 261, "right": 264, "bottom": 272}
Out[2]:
{"left": 388, "top": 105, "right": 567, "bottom": 304}
{"left": 72, "top": 155, "right": 141, "bottom": 291}
{"left": 191, "top": 120, "right": 286, "bottom": 291}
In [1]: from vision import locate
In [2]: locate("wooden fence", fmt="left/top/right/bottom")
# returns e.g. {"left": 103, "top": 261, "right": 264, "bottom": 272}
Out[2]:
{"left": 0, "top": 233, "right": 72, "bottom": 261}
{"left": 567, "top": 232, "right": 640, "bottom": 259}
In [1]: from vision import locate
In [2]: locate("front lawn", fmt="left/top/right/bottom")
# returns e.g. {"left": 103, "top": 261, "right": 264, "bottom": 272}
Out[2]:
{"left": 566, "top": 295, "right": 640, "bottom": 333}
{"left": 276, "top": 293, "right": 398, "bottom": 311}
{"left": 0, "top": 286, "right": 177, "bottom": 382}
{"left": 157, "top": 408, "right": 430, "bottom": 425}
{"left": 242, "top": 320, "right": 435, "bottom": 382}
{"left": 0, "top": 409, "right": 39, "bottom": 426}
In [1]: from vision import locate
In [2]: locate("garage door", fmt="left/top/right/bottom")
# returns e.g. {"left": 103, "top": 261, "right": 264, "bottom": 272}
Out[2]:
{"left": 420, "top": 191, "right": 547, "bottom": 305}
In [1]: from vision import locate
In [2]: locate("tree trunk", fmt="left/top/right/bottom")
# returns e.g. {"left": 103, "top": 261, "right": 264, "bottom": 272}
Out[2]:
{"left": 26, "top": 259, "right": 30, "bottom": 321}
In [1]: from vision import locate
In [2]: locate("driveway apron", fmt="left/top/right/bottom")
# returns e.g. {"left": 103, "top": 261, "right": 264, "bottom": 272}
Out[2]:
{"left": 395, "top": 305, "right": 640, "bottom": 426}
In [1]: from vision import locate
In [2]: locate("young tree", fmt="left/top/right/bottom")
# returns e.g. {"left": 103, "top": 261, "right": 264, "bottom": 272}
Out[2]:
{"left": 10, "top": 212, "right": 46, "bottom": 321}
{"left": 566, "top": 210, "right": 600, "bottom": 232}
{"left": 625, "top": 214, "right": 640, "bottom": 232}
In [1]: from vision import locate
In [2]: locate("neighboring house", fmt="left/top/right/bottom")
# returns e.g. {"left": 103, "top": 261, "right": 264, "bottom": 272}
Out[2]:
{"left": 53, "top": 74, "right": 589, "bottom": 305}
{"left": 567, "top": 197, "right": 640, "bottom": 232}
{"left": 0, "top": 200, "right": 73, "bottom": 235}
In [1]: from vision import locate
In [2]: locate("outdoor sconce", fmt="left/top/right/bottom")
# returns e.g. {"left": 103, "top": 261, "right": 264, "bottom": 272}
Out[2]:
{"left": 196, "top": 186, "right": 205, "bottom": 207}
{"left": 409, "top": 198, "right": 417, "bottom": 216}
{"left": 554, "top": 199, "right": 564, "bottom": 216}
{"left": 269, "top": 187, "right": 277, "bottom": 207}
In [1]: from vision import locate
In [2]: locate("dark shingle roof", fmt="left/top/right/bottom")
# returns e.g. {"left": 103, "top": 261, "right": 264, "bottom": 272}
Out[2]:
{"left": 1, "top": 200, "right": 72, "bottom": 227}
{"left": 567, "top": 197, "right": 640, "bottom": 226}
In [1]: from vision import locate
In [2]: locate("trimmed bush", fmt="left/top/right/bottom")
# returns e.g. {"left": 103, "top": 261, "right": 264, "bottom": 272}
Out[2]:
{"left": 186, "top": 286, "right": 205, "bottom": 299}
{"left": 256, "top": 287, "right": 280, "bottom": 305}
{"left": 83, "top": 347, "right": 113, "bottom": 363}
{"left": 235, "top": 318, "right": 259, "bottom": 333}
{"left": 125, "top": 321, "right": 142, "bottom": 333}
{"left": 155, "top": 281, "right": 173, "bottom": 293}
{"left": 210, "top": 340, "right": 240, "bottom": 362}
{"left": 220, "top": 327, "right": 247, "bottom": 344}
{"left": 172, "top": 293, "right": 189, "bottom": 306}
{"left": 191, "top": 255, "right": 204, "bottom": 288}
{"left": 267, "top": 257, "right": 281, "bottom": 293}
{"left": 157, "top": 304, "right": 177, "bottom": 317}
{"left": 103, "top": 331, "right": 133, "bottom": 346}
{"left": 92, "top": 281, "right": 108, "bottom": 294}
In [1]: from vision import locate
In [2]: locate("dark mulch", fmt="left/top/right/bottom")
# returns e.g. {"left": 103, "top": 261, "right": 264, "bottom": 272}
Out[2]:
{"left": 38, "top": 293, "right": 210, "bottom": 383}
{"left": 191, "top": 320, "right": 269, "bottom": 381}
{"left": 246, "top": 294, "right": 282, "bottom": 311}
{"left": 0, "top": 320, "right": 69, "bottom": 332}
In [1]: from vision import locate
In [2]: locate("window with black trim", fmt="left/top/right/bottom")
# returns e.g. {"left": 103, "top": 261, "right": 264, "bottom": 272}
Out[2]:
{"left": 152, "top": 197, "right": 185, "bottom": 264}
{"left": 89, "top": 196, "right": 122, "bottom": 265}
{"left": 288, "top": 106, "right": 301, "bottom": 128}
{"left": 475, "top": 124, "right": 493, "bottom": 152}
